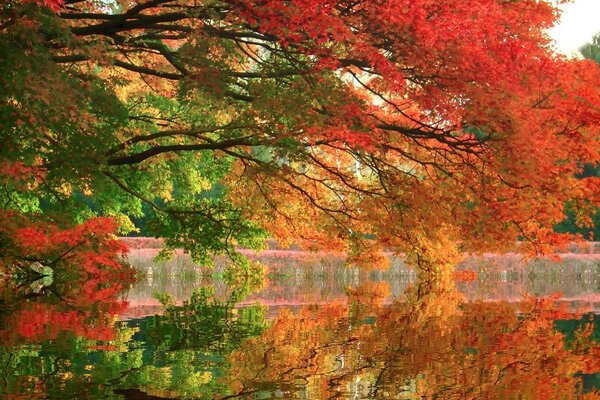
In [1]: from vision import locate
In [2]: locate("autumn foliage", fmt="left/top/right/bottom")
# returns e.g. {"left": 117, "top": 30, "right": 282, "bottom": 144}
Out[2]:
{"left": 0, "top": 184, "right": 135, "bottom": 345}
{"left": 2, "top": 0, "right": 600, "bottom": 268}
{"left": 4, "top": 3, "right": 600, "bottom": 398}
{"left": 0, "top": 210, "right": 127, "bottom": 274}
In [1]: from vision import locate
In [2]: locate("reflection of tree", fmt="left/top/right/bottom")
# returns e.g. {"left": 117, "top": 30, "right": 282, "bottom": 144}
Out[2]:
{"left": 119, "top": 287, "right": 267, "bottom": 399}
{"left": 2, "top": 263, "right": 600, "bottom": 399}
{"left": 226, "top": 282, "right": 600, "bottom": 400}
{"left": 0, "top": 225, "right": 268, "bottom": 399}
{"left": 0, "top": 210, "right": 137, "bottom": 343}
{"left": 0, "top": 212, "right": 136, "bottom": 398}
{"left": 0, "top": 283, "right": 267, "bottom": 399}
{"left": 154, "top": 286, "right": 266, "bottom": 352}
{"left": 0, "top": 268, "right": 136, "bottom": 398}
{"left": 0, "top": 324, "right": 141, "bottom": 399}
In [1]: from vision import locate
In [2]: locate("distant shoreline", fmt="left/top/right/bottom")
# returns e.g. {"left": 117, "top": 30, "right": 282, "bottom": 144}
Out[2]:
{"left": 119, "top": 237, "right": 600, "bottom": 255}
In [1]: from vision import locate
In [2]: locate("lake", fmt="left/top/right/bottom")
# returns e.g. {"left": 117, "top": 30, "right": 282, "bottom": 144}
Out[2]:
{"left": 1, "top": 249, "right": 600, "bottom": 399}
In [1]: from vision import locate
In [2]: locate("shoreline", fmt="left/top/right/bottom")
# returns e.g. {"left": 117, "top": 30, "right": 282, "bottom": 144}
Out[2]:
{"left": 119, "top": 236, "right": 600, "bottom": 255}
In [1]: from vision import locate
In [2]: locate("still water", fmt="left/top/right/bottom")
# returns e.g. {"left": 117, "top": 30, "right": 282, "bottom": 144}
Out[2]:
{"left": 1, "top": 249, "right": 600, "bottom": 399}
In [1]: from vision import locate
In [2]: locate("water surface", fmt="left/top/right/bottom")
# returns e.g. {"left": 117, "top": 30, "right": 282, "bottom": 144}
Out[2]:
{"left": 1, "top": 251, "right": 600, "bottom": 399}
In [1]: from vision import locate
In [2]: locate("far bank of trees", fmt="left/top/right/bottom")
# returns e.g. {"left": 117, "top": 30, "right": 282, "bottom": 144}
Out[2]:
{"left": 556, "top": 33, "right": 600, "bottom": 240}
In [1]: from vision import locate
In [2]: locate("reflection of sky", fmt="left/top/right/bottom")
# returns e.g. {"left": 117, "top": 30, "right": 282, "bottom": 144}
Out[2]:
{"left": 549, "top": 0, "right": 600, "bottom": 55}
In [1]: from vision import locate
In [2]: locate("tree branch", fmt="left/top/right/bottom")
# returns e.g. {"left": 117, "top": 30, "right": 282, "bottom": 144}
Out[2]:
{"left": 106, "top": 137, "right": 257, "bottom": 165}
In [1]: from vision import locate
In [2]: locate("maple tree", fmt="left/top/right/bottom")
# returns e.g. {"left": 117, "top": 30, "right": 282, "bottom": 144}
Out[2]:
{"left": 3, "top": 0, "right": 600, "bottom": 268}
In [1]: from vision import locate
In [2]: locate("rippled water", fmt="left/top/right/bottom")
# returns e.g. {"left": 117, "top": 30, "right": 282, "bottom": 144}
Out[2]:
{"left": 1, "top": 250, "right": 600, "bottom": 399}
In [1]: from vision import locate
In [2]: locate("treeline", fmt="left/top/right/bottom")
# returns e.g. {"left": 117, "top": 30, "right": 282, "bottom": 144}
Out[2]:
{"left": 556, "top": 34, "right": 600, "bottom": 240}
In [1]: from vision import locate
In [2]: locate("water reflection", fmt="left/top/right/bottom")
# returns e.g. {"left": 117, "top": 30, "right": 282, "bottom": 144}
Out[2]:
{"left": 1, "top": 251, "right": 600, "bottom": 399}
{"left": 0, "top": 267, "right": 136, "bottom": 398}
{"left": 227, "top": 285, "right": 600, "bottom": 399}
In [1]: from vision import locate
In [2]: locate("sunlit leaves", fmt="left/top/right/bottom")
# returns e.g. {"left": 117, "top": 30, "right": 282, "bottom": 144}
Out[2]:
{"left": 3, "top": 0, "right": 600, "bottom": 268}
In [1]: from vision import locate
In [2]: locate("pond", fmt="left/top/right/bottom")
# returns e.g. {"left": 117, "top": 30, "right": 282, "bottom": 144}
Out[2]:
{"left": 1, "top": 249, "right": 600, "bottom": 399}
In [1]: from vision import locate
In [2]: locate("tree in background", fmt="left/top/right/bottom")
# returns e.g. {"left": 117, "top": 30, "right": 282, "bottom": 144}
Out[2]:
{"left": 581, "top": 34, "right": 600, "bottom": 66}
{"left": 555, "top": 32, "right": 600, "bottom": 240}
{"left": 3, "top": 0, "right": 600, "bottom": 271}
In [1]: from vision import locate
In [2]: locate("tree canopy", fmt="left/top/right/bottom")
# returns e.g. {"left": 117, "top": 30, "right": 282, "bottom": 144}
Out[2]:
{"left": 3, "top": 0, "right": 600, "bottom": 267}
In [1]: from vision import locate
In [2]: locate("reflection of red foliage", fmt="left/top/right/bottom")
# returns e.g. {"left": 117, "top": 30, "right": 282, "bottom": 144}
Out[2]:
{"left": 7, "top": 301, "right": 126, "bottom": 342}
{"left": 0, "top": 210, "right": 135, "bottom": 345}
{"left": 453, "top": 269, "right": 478, "bottom": 283}
{"left": 0, "top": 281, "right": 131, "bottom": 345}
